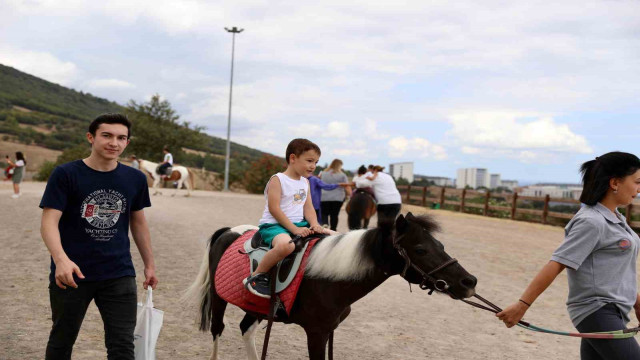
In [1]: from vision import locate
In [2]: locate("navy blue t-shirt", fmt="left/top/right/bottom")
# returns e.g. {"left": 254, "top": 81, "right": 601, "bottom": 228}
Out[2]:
{"left": 39, "top": 160, "right": 151, "bottom": 282}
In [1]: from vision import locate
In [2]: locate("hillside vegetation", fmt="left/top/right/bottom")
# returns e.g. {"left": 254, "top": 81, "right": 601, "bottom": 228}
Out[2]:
{"left": 0, "top": 63, "right": 277, "bottom": 187}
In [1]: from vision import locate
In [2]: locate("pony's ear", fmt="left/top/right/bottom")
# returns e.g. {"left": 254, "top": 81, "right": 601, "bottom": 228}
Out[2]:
{"left": 395, "top": 214, "right": 408, "bottom": 232}
{"left": 406, "top": 212, "right": 414, "bottom": 219}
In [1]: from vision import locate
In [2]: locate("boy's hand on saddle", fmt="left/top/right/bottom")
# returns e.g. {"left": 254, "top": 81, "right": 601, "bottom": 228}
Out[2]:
{"left": 292, "top": 227, "right": 312, "bottom": 238}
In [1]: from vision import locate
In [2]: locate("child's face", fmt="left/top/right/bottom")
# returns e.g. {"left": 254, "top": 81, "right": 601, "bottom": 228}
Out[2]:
{"left": 290, "top": 150, "right": 319, "bottom": 177}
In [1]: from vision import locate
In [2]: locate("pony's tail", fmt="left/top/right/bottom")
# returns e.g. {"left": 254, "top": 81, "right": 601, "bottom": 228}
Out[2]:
{"left": 187, "top": 168, "right": 195, "bottom": 191}
{"left": 182, "top": 227, "right": 230, "bottom": 332}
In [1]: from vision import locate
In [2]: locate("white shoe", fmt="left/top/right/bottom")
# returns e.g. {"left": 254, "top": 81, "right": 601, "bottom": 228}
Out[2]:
{"left": 11, "top": 194, "right": 19, "bottom": 199}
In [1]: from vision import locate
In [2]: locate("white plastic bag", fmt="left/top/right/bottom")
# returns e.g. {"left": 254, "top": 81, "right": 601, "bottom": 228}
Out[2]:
{"left": 134, "top": 288, "right": 164, "bottom": 360}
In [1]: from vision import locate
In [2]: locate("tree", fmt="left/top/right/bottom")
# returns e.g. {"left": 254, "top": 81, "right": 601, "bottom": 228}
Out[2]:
{"left": 34, "top": 143, "right": 92, "bottom": 180}
{"left": 125, "top": 94, "right": 205, "bottom": 162}
{"left": 243, "top": 155, "right": 287, "bottom": 194}
{"left": 395, "top": 177, "right": 410, "bottom": 186}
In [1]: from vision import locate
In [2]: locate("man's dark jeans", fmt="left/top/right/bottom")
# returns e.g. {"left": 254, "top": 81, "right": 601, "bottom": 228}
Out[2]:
{"left": 46, "top": 276, "right": 137, "bottom": 360}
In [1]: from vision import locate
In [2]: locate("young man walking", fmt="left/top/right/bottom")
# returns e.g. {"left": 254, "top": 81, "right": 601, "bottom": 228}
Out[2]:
{"left": 40, "top": 113, "right": 158, "bottom": 360}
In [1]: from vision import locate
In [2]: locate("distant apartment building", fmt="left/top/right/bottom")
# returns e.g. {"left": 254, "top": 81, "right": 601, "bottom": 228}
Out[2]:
{"left": 500, "top": 180, "right": 519, "bottom": 190}
{"left": 520, "top": 183, "right": 583, "bottom": 199}
{"left": 389, "top": 162, "right": 414, "bottom": 183}
{"left": 416, "top": 176, "right": 454, "bottom": 187}
{"left": 456, "top": 168, "right": 490, "bottom": 189}
{"left": 490, "top": 174, "right": 501, "bottom": 189}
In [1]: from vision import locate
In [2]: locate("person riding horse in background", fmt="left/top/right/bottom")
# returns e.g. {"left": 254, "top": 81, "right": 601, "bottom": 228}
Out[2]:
{"left": 244, "top": 138, "right": 337, "bottom": 298}
{"left": 158, "top": 146, "right": 173, "bottom": 179}
{"left": 129, "top": 155, "right": 139, "bottom": 170}
{"left": 320, "top": 159, "right": 351, "bottom": 231}
{"left": 353, "top": 164, "right": 402, "bottom": 225}
{"left": 498, "top": 151, "right": 640, "bottom": 359}
{"left": 352, "top": 165, "right": 376, "bottom": 200}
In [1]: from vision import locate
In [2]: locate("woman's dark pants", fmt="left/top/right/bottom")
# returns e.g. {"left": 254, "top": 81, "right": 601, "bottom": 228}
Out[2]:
{"left": 46, "top": 276, "right": 137, "bottom": 360}
{"left": 575, "top": 303, "right": 640, "bottom": 360}
{"left": 321, "top": 201, "right": 343, "bottom": 231}
{"left": 377, "top": 203, "right": 401, "bottom": 225}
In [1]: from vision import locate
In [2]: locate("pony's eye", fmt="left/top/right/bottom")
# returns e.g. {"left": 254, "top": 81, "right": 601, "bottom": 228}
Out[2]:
{"left": 414, "top": 249, "right": 427, "bottom": 256}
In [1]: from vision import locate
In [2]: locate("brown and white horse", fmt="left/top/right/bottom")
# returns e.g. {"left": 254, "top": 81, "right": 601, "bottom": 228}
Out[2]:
{"left": 139, "top": 159, "right": 195, "bottom": 197}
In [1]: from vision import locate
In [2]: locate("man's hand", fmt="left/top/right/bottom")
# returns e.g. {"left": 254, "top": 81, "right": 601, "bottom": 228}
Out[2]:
{"left": 54, "top": 258, "right": 84, "bottom": 289}
{"left": 144, "top": 267, "right": 158, "bottom": 290}
{"left": 292, "top": 227, "right": 312, "bottom": 238}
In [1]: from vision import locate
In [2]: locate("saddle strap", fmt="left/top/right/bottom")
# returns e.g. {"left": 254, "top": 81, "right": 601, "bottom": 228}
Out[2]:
{"left": 261, "top": 268, "right": 279, "bottom": 360}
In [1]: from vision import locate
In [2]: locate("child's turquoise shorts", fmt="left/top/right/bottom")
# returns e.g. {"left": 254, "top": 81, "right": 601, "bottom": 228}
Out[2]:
{"left": 258, "top": 220, "right": 310, "bottom": 247}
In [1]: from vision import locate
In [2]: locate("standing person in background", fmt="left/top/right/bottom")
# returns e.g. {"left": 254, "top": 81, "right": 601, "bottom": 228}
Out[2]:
{"left": 129, "top": 155, "right": 139, "bottom": 170}
{"left": 320, "top": 159, "right": 350, "bottom": 231}
{"left": 497, "top": 151, "right": 640, "bottom": 359}
{"left": 6, "top": 151, "right": 26, "bottom": 198}
{"left": 355, "top": 165, "right": 402, "bottom": 224}
{"left": 40, "top": 113, "right": 158, "bottom": 359}
{"left": 307, "top": 174, "right": 340, "bottom": 225}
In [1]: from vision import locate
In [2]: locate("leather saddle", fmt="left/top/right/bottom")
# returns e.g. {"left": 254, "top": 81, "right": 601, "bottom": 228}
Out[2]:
{"left": 244, "top": 231, "right": 324, "bottom": 293}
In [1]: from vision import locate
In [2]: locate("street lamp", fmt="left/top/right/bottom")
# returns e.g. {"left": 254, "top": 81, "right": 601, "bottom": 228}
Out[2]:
{"left": 223, "top": 26, "right": 243, "bottom": 191}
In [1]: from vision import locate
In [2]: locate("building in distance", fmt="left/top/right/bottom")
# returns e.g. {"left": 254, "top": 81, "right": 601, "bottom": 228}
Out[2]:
{"left": 520, "top": 183, "right": 583, "bottom": 199}
{"left": 456, "top": 168, "right": 490, "bottom": 189}
{"left": 389, "top": 162, "right": 414, "bottom": 183}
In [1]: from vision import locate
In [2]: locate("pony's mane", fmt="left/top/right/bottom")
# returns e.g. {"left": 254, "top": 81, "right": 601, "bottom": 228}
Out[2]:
{"left": 305, "top": 214, "right": 441, "bottom": 282}
{"left": 305, "top": 229, "right": 376, "bottom": 281}
{"left": 409, "top": 214, "right": 441, "bottom": 234}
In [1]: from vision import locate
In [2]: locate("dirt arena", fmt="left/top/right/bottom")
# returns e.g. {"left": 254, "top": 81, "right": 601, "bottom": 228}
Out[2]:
{"left": 2, "top": 181, "right": 610, "bottom": 359}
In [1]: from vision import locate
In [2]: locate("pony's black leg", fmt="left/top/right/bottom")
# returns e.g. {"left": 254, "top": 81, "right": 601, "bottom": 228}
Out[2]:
{"left": 305, "top": 329, "right": 330, "bottom": 360}
{"left": 239, "top": 314, "right": 261, "bottom": 360}
{"left": 209, "top": 292, "right": 228, "bottom": 360}
{"left": 363, "top": 218, "right": 370, "bottom": 228}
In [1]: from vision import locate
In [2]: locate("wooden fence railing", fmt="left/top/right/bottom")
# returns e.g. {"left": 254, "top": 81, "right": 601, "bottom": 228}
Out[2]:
{"left": 396, "top": 185, "right": 640, "bottom": 229}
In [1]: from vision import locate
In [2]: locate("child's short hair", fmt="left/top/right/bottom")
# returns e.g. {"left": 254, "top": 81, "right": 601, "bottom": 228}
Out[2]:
{"left": 285, "top": 138, "right": 321, "bottom": 164}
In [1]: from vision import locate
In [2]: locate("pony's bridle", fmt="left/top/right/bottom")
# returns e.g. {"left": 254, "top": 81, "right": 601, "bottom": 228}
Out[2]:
{"left": 392, "top": 233, "right": 458, "bottom": 294}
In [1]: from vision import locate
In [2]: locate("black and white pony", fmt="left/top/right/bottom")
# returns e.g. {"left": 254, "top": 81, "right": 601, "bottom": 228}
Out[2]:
{"left": 184, "top": 213, "right": 477, "bottom": 360}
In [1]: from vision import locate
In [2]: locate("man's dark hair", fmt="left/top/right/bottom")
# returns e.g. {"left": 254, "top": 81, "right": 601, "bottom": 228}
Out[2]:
{"left": 579, "top": 151, "right": 640, "bottom": 205}
{"left": 285, "top": 138, "right": 321, "bottom": 164}
{"left": 163, "top": 146, "right": 170, "bottom": 152}
{"left": 358, "top": 165, "right": 367, "bottom": 175}
{"left": 89, "top": 113, "right": 131, "bottom": 138}
{"left": 368, "top": 164, "right": 374, "bottom": 170}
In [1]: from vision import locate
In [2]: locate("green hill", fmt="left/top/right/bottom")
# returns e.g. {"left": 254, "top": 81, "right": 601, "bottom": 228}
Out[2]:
{"left": 0, "top": 63, "right": 271, "bottom": 172}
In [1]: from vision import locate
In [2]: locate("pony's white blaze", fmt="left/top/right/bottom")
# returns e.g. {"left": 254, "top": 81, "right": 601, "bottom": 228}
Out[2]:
{"left": 230, "top": 224, "right": 258, "bottom": 235}
{"left": 305, "top": 230, "right": 375, "bottom": 281}
{"left": 242, "top": 320, "right": 260, "bottom": 360}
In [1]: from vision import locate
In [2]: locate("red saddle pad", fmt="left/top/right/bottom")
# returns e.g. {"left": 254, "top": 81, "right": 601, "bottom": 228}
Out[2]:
{"left": 214, "top": 229, "right": 318, "bottom": 316}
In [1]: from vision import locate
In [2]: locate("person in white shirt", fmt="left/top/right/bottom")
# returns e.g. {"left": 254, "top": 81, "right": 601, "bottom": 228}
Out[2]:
{"left": 5, "top": 151, "right": 26, "bottom": 198}
{"left": 353, "top": 165, "right": 402, "bottom": 225}
{"left": 158, "top": 146, "right": 173, "bottom": 179}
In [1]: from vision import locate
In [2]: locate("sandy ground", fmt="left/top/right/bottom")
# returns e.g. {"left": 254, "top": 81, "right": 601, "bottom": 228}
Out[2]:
{"left": 1, "top": 181, "right": 618, "bottom": 359}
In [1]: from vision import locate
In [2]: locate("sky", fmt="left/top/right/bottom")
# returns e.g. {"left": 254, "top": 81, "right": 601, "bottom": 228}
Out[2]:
{"left": 1, "top": 0, "right": 639, "bottom": 184}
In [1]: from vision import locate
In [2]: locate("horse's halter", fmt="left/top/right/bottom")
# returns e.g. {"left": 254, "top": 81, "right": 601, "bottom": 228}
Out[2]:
{"left": 392, "top": 232, "right": 459, "bottom": 294}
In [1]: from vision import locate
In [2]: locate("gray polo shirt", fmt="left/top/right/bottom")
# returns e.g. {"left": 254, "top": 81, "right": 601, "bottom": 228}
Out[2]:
{"left": 319, "top": 170, "right": 347, "bottom": 202}
{"left": 551, "top": 203, "right": 639, "bottom": 327}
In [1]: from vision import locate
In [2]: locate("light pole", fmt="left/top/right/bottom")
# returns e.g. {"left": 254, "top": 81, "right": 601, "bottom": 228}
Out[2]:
{"left": 223, "top": 26, "right": 243, "bottom": 191}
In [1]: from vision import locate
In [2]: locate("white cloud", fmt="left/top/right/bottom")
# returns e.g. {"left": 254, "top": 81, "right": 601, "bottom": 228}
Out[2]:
{"left": 388, "top": 136, "right": 447, "bottom": 160}
{"left": 87, "top": 78, "right": 136, "bottom": 89}
{"left": 448, "top": 111, "right": 592, "bottom": 154}
{"left": 0, "top": 46, "right": 78, "bottom": 85}
{"left": 325, "top": 121, "right": 350, "bottom": 138}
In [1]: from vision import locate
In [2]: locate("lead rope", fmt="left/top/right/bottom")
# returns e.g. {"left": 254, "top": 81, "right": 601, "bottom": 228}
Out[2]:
{"left": 459, "top": 294, "right": 640, "bottom": 339}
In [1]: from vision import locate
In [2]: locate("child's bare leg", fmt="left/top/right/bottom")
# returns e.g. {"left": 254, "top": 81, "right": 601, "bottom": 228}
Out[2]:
{"left": 254, "top": 233, "right": 295, "bottom": 274}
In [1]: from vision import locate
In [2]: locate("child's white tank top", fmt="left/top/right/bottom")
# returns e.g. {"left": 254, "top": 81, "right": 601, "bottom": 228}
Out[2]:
{"left": 259, "top": 173, "right": 309, "bottom": 225}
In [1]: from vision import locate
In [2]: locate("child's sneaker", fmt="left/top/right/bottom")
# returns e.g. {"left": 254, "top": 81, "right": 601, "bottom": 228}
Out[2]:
{"left": 243, "top": 273, "right": 271, "bottom": 298}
